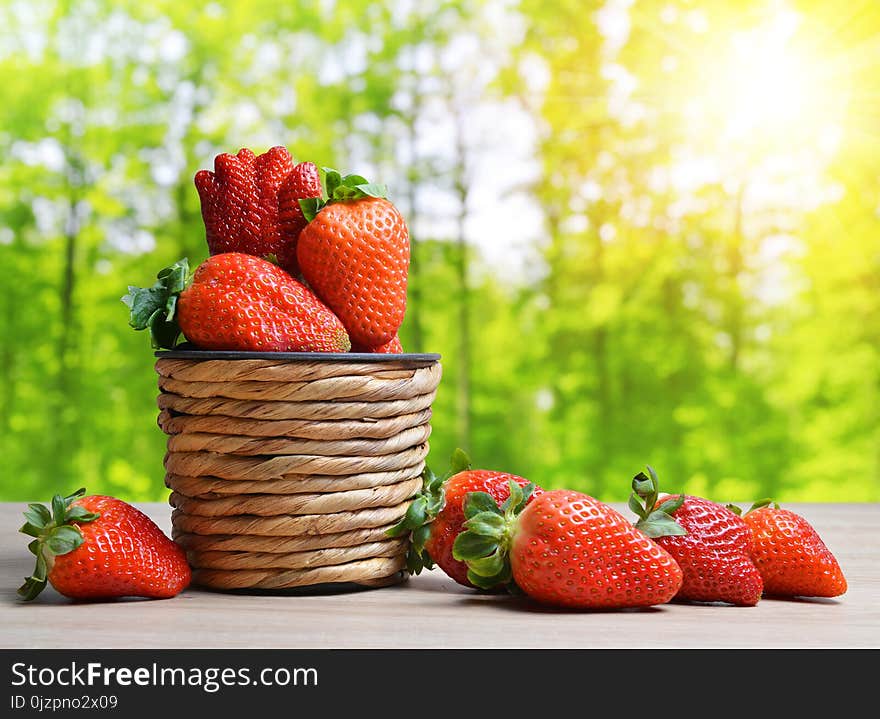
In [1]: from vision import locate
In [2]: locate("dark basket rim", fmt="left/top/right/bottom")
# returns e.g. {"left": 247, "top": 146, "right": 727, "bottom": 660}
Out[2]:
{"left": 155, "top": 348, "right": 441, "bottom": 363}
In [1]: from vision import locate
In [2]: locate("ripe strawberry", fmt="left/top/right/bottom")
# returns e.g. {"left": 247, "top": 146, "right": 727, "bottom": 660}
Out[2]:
{"left": 18, "top": 488, "right": 190, "bottom": 600}
{"left": 195, "top": 146, "right": 296, "bottom": 259}
{"left": 455, "top": 483, "right": 683, "bottom": 608}
{"left": 628, "top": 467, "right": 763, "bottom": 606}
{"left": 387, "top": 450, "right": 543, "bottom": 588}
{"left": 297, "top": 170, "right": 409, "bottom": 347}
{"left": 123, "top": 254, "right": 351, "bottom": 352}
{"left": 737, "top": 500, "right": 847, "bottom": 598}
{"left": 352, "top": 334, "right": 403, "bottom": 354}
{"left": 277, "top": 161, "right": 322, "bottom": 276}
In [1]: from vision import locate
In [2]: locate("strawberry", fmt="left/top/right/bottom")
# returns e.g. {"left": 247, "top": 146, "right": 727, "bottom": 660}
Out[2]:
{"left": 352, "top": 334, "right": 403, "bottom": 354}
{"left": 454, "top": 482, "right": 683, "bottom": 608}
{"left": 297, "top": 170, "right": 409, "bottom": 347}
{"left": 123, "top": 254, "right": 351, "bottom": 352}
{"left": 277, "top": 161, "right": 322, "bottom": 276}
{"left": 736, "top": 500, "right": 847, "bottom": 598}
{"left": 194, "top": 146, "right": 297, "bottom": 260}
{"left": 628, "top": 466, "right": 763, "bottom": 606}
{"left": 387, "top": 450, "right": 543, "bottom": 588}
{"left": 18, "top": 488, "right": 190, "bottom": 600}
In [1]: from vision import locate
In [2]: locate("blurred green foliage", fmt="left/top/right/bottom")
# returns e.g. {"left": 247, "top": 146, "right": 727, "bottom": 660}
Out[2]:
{"left": 1, "top": 0, "right": 878, "bottom": 503}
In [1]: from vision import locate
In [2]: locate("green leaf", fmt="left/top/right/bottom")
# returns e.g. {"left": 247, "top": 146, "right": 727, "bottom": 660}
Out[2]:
{"left": 17, "top": 575, "right": 47, "bottom": 601}
{"left": 354, "top": 182, "right": 387, "bottom": 198}
{"left": 23, "top": 504, "right": 51, "bottom": 528}
{"left": 450, "top": 448, "right": 471, "bottom": 474}
{"left": 466, "top": 548, "right": 506, "bottom": 577}
{"left": 19, "top": 522, "right": 42, "bottom": 538}
{"left": 411, "top": 524, "right": 431, "bottom": 551}
{"left": 726, "top": 503, "right": 743, "bottom": 516}
{"left": 513, "top": 483, "right": 535, "bottom": 513}
{"left": 27, "top": 539, "right": 39, "bottom": 556}
{"left": 501, "top": 480, "right": 524, "bottom": 513}
{"left": 452, "top": 530, "right": 499, "bottom": 561}
{"left": 65, "top": 505, "right": 100, "bottom": 523}
{"left": 747, "top": 498, "right": 775, "bottom": 514}
{"left": 636, "top": 510, "right": 687, "bottom": 538}
{"left": 385, "top": 520, "right": 410, "bottom": 538}
{"left": 333, "top": 184, "right": 368, "bottom": 201}
{"left": 123, "top": 260, "right": 189, "bottom": 348}
{"left": 658, "top": 494, "right": 685, "bottom": 515}
{"left": 466, "top": 564, "right": 512, "bottom": 591}
{"left": 628, "top": 493, "right": 646, "bottom": 518}
{"left": 51, "top": 494, "right": 67, "bottom": 526}
{"left": 46, "top": 525, "right": 83, "bottom": 556}
{"left": 463, "top": 491, "right": 501, "bottom": 519}
{"left": 149, "top": 315, "right": 182, "bottom": 350}
{"left": 63, "top": 488, "right": 87, "bottom": 503}
{"left": 298, "top": 197, "right": 323, "bottom": 223}
{"left": 341, "top": 173, "right": 368, "bottom": 186}
{"left": 402, "top": 496, "right": 428, "bottom": 529}
{"left": 323, "top": 168, "right": 342, "bottom": 198}
{"left": 632, "top": 474, "right": 654, "bottom": 498}
{"left": 463, "top": 513, "right": 505, "bottom": 537}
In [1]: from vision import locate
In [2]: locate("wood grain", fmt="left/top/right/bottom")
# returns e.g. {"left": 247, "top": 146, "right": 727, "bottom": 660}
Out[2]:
{"left": 0, "top": 502, "right": 877, "bottom": 648}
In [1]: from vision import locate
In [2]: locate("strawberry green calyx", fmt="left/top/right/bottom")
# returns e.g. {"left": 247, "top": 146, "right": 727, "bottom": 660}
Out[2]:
{"left": 386, "top": 448, "right": 472, "bottom": 575}
{"left": 298, "top": 167, "right": 388, "bottom": 222}
{"left": 727, "top": 498, "right": 778, "bottom": 516}
{"left": 452, "top": 479, "right": 535, "bottom": 591}
{"left": 122, "top": 259, "right": 191, "bottom": 349}
{"left": 18, "top": 488, "right": 100, "bottom": 601}
{"left": 628, "top": 465, "right": 687, "bottom": 538}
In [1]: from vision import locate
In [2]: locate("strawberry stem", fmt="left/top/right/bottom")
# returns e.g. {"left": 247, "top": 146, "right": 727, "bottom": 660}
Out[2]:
{"left": 628, "top": 466, "right": 687, "bottom": 539}
{"left": 122, "top": 259, "right": 191, "bottom": 349}
{"left": 18, "top": 488, "right": 101, "bottom": 601}
{"left": 298, "top": 167, "right": 388, "bottom": 222}
{"left": 452, "top": 479, "right": 535, "bottom": 590}
{"left": 386, "top": 449, "right": 473, "bottom": 575}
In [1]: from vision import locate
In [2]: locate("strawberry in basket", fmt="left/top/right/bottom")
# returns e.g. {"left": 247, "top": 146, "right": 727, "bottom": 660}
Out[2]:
{"left": 297, "top": 169, "right": 409, "bottom": 349}
{"left": 123, "top": 253, "right": 351, "bottom": 352}
{"left": 194, "top": 146, "right": 321, "bottom": 274}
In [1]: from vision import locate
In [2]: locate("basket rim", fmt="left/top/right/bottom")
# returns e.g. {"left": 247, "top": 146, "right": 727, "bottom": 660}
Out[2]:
{"left": 155, "top": 349, "right": 441, "bottom": 363}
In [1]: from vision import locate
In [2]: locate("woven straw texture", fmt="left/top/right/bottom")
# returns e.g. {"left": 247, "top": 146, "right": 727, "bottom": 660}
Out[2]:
{"left": 156, "top": 355, "right": 440, "bottom": 592}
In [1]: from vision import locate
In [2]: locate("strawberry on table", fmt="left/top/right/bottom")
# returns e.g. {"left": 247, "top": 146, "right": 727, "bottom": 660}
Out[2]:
{"left": 628, "top": 466, "right": 763, "bottom": 606}
{"left": 123, "top": 253, "right": 351, "bottom": 352}
{"left": 195, "top": 146, "right": 297, "bottom": 260}
{"left": 297, "top": 169, "right": 409, "bottom": 348}
{"left": 736, "top": 500, "right": 847, "bottom": 598}
{"left": 388, "top": 449, "right": 543, "bottom": 588}
{"left": 277, "top": 160, "right": 322, "bottom": 276}
{"left": 454, "top": 482, "right": 683, "bottom": 608}
{"left": 19, "top": 488, "right": 190, "bottom": 601}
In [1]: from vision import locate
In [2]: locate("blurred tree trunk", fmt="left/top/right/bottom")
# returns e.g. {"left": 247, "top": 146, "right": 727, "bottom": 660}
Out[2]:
{"left": 451, "top": 95, "right": 472, "bottom": 451}
{"left": 404, "top": 78, "right": 425, "bottom": 353}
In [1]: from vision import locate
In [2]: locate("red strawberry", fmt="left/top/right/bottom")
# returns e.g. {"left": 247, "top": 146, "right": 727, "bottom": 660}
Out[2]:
{"left": 194, "top": 146, "right": 295, "bottom": 259}
{"left": 352, "top": 334, "right": 403, "bottom": 354}
{"left": 455, "top": 483, "right": 683, "bottom": 608}
{"left": 277, "top": 161, "right": 322, "bottom": 276}
{"left": 297, "top": 171, "right": 409, "bottom": 347}
{"left": 123, "top": 254, "right": 351, "bottom": 352}
{"left": 388, "top": 450, "right": 542, "bottom": 588}
{"left": 739, "top": 501, "right": 847, "bottom": 598}
{"left": 628, "top": 467, "right": 763, "bottom": 606}
{"left": 19, "top": 488, "right": 190, "bottom": 601}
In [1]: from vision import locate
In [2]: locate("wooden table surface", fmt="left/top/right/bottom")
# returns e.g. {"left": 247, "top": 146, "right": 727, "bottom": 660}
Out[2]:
{"left": 1, "top": 502, "right": 877, "bottom": 649}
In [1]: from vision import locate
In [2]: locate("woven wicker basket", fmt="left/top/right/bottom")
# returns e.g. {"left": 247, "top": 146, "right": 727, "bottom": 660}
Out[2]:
{"left": 155, "top": 349, "right": 441, "bottom": 592}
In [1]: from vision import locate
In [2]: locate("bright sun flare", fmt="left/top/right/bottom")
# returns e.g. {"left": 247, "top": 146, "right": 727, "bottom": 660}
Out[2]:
{"left": 697, "top": 9, "right": 845, "bottom": 155}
